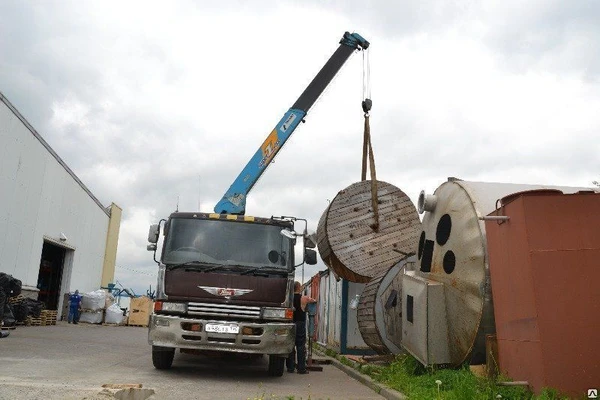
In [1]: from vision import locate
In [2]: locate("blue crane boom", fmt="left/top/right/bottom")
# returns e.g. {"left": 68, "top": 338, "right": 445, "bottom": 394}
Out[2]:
{"left": 214, "top": 32, "right": 370, "bottom": 215}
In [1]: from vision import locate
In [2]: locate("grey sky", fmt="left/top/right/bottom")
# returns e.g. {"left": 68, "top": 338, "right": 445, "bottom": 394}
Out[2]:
{"left": 1, "top": 1, "right": 598, "bottom": 294}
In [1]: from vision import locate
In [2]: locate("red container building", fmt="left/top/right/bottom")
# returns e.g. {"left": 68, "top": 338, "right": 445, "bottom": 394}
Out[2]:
{"left": 485, "top": 190, "right": 599, "bottom": 396}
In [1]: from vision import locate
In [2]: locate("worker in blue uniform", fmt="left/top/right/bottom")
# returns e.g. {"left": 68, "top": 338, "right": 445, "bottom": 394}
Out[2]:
{"left": 68, "top": 290, "right": 82, "bottom": 324}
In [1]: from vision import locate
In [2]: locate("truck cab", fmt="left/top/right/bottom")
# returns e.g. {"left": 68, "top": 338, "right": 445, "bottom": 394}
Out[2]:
{"left": 147, "top": 212, "right": 317, "bottom": 376}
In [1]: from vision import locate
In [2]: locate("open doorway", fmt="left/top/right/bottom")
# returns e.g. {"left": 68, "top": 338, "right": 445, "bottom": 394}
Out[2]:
{"left": 37, "top": 241, "right": 67, "bottom": 310}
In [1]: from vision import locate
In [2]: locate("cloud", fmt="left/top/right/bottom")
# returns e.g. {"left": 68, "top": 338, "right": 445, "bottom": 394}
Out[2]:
{"left": 1, "top": 0, "right": 598, "bottom": 291}
{"left": 305, "top": 0, "right": 600, "bottom": 80}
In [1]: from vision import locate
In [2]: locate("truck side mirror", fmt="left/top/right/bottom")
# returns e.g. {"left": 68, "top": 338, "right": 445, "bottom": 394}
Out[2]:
{"left": 147, "top": 244, "right": 157, "bottom": 251}
{"left": 304, "top": 232, "right": 317, "bottom": 249}
{"left": 148, "top": 224, "right": 160, "bottom": 244}
{"left": 305, "top": 249, "right": 317, "bottom": 265}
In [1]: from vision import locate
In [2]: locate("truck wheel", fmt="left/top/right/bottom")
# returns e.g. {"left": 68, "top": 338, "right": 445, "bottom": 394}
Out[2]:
{"left": 152, "top": 346, "right": 175, "bottom": 370}
{"left": 267, "top": 355, "right": 285, "bottom": 377}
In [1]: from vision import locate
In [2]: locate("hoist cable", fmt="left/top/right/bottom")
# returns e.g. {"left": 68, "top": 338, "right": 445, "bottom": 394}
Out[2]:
{"left": 362, "top": 48, "right": 371, "bottom": 101}
{"left": 360, "top": 47, "right": 379, "bottom": 231}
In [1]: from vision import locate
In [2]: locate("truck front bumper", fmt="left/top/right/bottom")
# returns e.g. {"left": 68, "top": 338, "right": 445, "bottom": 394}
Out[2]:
{"left": 148, "top": 314, "right": 295, "bottom": 355}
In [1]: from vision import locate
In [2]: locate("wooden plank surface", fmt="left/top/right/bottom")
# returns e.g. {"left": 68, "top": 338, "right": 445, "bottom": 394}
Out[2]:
{"left": 357, "top": 258, "right": 411, "bottom": 355}
{"left": 317, "top": 180, "right": 421, "bottom": 282}
{"left": 357, "top": 273, "right": 387, "bottom": 354}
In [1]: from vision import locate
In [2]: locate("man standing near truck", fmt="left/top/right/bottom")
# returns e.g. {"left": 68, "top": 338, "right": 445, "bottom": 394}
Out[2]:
{"left": 286, "top": 281, "right": 316, "bottom": 374}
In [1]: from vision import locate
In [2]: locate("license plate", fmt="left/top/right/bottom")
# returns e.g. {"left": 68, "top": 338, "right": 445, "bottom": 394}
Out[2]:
{"left": 205, "top": 323, "right": 239, "bottom": 334}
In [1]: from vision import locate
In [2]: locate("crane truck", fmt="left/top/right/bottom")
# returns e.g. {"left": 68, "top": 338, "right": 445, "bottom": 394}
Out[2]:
{"left": 146, "top": 31, "right": 369, "bottom": 376}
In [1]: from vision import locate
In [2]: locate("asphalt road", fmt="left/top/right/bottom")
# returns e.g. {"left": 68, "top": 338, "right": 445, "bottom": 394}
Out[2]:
{"left": 0, "top": 322, "right": 384, "bottom": 400}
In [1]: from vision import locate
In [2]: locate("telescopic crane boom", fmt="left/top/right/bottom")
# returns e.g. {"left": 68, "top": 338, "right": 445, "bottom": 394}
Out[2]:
{"left": 214, "top": 32, "right": 369, "bottom": 215}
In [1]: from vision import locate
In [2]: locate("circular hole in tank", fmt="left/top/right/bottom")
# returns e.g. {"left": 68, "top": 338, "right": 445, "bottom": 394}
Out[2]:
{"left": 436, "top": 214, "right": 452, "bottom": 245}
{"left": 418, "top": 231, "right": 425, "bottom": 260}
{"left": 443, "top": 250, "right": 456, "bottom": 274}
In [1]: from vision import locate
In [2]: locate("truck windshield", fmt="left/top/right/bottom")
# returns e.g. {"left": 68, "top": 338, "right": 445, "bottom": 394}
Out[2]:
{"left": 162, "top": 218, "right": 293, "bottom": 270}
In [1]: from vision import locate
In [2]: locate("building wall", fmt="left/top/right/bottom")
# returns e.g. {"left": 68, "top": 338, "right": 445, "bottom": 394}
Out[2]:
{"left": 0, "top": 93, "right": 111, "bottom": 298}
{"left": 326, "top": 271, "right": 342, "bottom": 350}
{"left": 344, "top": 280, "right": 367, "bottom": 350}
{"left": 317, "top": 272, "right": 329, "bottom": 346}
{"left": 311, "top": 270, "right": 372, "bottom": 354}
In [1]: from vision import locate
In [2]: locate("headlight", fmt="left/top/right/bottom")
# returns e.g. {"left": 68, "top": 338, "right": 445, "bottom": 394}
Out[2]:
{"left": 262, "top": 307, "right": 293, "bottom": 320}
{"left": 156, "top": 301, "right": 187, "bottom": 314}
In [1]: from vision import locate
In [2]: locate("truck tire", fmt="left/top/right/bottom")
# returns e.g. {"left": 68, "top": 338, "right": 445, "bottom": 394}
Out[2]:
{"left": 152, "top": 346, "right": 175, "bottom": 370}
{"left": 267, "top": 355, "right": 285, "bottom": 377}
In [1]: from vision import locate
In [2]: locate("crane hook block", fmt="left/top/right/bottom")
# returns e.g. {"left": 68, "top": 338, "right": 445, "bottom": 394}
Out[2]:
{"left": 362, "top": 98, "right": 372, "bottom": 113}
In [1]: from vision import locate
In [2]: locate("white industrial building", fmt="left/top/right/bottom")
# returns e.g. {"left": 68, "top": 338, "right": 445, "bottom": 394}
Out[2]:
{"left": 0, "top": 91, "right": 121, "bottom": 315}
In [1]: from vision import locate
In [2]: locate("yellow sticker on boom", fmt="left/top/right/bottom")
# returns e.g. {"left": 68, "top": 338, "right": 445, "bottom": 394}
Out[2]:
{"left": 259, "top": 129, "right": 280, "bottom": 168}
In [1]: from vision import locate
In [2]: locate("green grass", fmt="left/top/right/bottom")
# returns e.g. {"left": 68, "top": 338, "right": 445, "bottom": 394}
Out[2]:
{"left": 324, "top": 348, "right": 337, "bottom": 358}
{"left": 338, "top": 355, "right": 354, "bottom": 368}
{"left": 314, "top": 344, "right": 571, "bottom": 400}
{"left": 359, "top": 354, "right": 572, "bottom": 400}
{"left": 363, "top": 355, "right": 517, "bottom": 399}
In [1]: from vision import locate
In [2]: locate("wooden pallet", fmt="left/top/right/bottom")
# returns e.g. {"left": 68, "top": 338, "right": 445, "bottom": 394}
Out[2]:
{"left": 28, "top": 317, "right": 42, "bottom": 326}
{"left": 127, "top": 324, "right": 148, "bottom": 328}
{"left": 0, "top": 326, "right": 16, "bottom": 331}
{"left": 8, "top": 294, "right": 25, "bottom": 304}
{"left": 40, "top": 310, "right": 58, "bottom": 326}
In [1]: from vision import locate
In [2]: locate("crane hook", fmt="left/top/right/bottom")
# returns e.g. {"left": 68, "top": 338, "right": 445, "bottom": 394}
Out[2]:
{"left": 362, "top": 98, "right": 372, "bottom": 115}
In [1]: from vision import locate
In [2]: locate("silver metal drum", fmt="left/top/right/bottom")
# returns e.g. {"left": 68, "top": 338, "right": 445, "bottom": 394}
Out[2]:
{"left": 404, "top": 178, "right": 591, "bottom": 366}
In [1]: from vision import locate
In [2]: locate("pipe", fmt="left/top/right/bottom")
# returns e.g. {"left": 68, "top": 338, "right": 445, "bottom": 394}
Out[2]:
{"left": 418, "top": 190, "right": 437, "bottom": 214}
{"left": 478, "top": 216, "right": 510, "bottom": 221}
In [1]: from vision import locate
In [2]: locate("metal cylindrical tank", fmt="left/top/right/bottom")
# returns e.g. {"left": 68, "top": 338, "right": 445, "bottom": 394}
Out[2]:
{"left": 415, "top": 178, "right": 592, "bottom": 366}
{"left": 317, "top": 180, "right": 421, "bottom": 283}
{"left": 358, "top": 255, "right": 416, "bottom": 355}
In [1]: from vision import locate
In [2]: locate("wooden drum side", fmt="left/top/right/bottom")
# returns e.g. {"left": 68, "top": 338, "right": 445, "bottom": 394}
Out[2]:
{"left": 317, "top": 180, "right": 421, "bottom": 283}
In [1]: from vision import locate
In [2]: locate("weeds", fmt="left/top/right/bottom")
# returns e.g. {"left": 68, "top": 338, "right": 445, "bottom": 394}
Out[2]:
{"left": 359, "top": 363, "right": 383, "bottom": 376}
{"left": 324, "top": 348, "right": 337, "bottom": 358}
{"left": 371, "top": 354, "right": 574, "bottom": 399}
{"left": 534, "top": 388, "right": 570, "bottom": 400}
{"left": 338, "top": 355, "right": 354, "bottom": 368}
{"left": 316, "top": 343, "right": 569, "bottom": 400}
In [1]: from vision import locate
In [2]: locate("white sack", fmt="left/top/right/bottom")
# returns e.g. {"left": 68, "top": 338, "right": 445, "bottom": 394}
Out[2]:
{"left": 104, "top": 304, "right": 126, "bottom": 325}
{"left": 79, "top": 310, "right": 103, "bottom": 324}
{"left": 81, "top": 289, "right": 107, "bottom": 311}
{"left": 105, "top": 292, "right": 116, "bottom": 309}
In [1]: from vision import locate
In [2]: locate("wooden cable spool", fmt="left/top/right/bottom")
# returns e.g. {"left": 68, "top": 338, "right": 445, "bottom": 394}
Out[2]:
{"left": 357, "top": 273, "right": 387, "bottom": 354}
{"left": 357, "top": 255, "right": 416, "bottom": 354}
{"left": 317, "top": 180, "right": 421, "bottom": 283}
